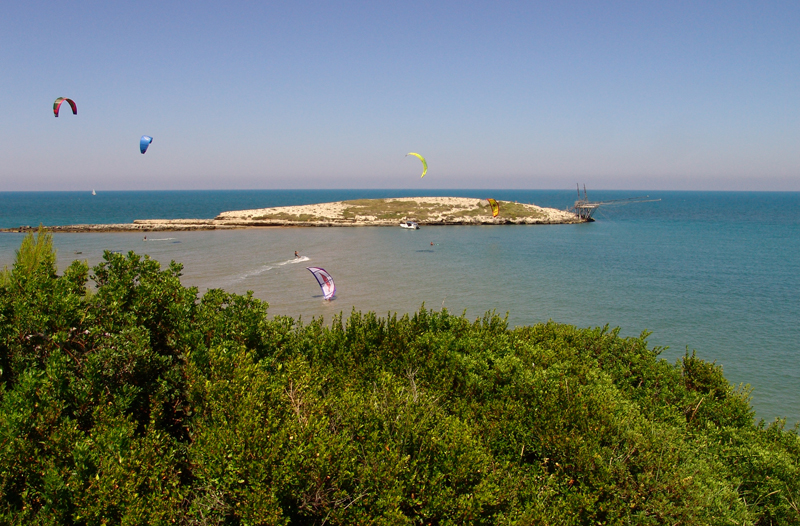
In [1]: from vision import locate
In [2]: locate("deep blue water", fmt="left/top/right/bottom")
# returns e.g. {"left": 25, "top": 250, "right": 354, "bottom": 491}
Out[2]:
{"left": 2, "top": 189, "right": 798, "bottom": 228}
{"left": 1, "top": 190, "right": 798, "bottom": 424}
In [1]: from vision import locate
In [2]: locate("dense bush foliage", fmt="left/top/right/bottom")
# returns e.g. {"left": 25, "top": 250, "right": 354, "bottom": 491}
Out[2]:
{"left": 1, "top": 229, "right": 799, "bottom": 524}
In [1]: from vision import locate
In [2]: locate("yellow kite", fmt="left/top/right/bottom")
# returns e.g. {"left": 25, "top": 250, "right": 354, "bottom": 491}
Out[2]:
{"left": 487, "top": 198, "right": 500, "bottom": 217}
{"left": 406, "top": 152, "right": 428, "bottom": 178}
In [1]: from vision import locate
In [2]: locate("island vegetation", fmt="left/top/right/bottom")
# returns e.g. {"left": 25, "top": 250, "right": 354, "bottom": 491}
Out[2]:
{"left": 1, "top": 228, "right": 799, "bottom": 524}
{"left": 236, "top": 197, "right": 577, "bottom": 226}
{"left": 253, "top": 198, "right": 551, "bottom": 223}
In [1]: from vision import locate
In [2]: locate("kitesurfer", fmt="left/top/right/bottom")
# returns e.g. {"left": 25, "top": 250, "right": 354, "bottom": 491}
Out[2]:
{"left": 295, "top": 251, "right": 300, "bottom": 258}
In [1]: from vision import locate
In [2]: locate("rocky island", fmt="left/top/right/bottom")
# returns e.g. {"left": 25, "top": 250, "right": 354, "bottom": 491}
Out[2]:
{"left": 2, "top": 197, "right": 584, "bottom": 233}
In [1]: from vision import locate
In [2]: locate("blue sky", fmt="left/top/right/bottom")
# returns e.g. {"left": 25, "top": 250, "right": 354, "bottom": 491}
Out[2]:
{"left": 1, "top": 1, "right": 798, "bottom": 191}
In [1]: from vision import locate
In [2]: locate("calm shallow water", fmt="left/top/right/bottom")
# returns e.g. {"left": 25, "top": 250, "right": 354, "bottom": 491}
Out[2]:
{"left": 1, "top": 190, "right": 798, "bottom": 424}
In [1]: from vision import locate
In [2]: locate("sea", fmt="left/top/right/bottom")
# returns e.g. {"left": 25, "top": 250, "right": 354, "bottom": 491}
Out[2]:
{"left": 1, "top": 189, "right": 798, "bottom": 425}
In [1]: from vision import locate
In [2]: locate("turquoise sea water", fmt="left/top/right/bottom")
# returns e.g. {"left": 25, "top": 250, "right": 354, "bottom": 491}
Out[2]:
{"left": 1, "top": 190, "right": 798, "bottom": 424}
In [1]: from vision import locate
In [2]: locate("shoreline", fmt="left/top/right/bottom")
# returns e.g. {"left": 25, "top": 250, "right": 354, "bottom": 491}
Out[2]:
{"left": 0, "top": 197, "right": 585, "bottom": 233}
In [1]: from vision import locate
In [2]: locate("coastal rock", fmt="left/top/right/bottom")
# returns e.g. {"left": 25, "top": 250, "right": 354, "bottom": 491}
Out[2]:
{"left": 0, "top": 197, "right": 585, "bottom": 233}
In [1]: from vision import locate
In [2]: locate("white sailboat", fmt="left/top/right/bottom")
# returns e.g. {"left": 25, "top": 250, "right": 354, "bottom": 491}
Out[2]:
{"left": 92, "top": 189, "right": 96, "bottom": 196}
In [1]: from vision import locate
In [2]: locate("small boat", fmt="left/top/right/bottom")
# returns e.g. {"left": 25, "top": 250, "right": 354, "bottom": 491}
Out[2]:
{"left": 400, "top": 221, "right": 420, "bottom": 230}
{"left": 92, "top": 189, "right": 96, "bottom": 196}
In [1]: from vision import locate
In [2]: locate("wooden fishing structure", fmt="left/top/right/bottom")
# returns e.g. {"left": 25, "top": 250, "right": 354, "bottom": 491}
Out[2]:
{"left": 571, "top": 185, "right": 660, "bottom": 222}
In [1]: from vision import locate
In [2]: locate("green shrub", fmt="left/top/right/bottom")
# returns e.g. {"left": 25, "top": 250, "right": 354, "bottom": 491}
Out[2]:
{"left": 1, "top": 236, "right": 798, "bottom": 524}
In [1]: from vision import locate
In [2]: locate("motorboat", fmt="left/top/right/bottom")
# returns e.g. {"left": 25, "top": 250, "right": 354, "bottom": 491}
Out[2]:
{"left": 400, "top": 221, "right": 420, "bottom": 229}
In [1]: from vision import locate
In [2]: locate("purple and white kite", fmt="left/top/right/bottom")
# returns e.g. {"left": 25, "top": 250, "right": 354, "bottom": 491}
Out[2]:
{"left": 307, "top": 267, "right": 336, "bottom": 300}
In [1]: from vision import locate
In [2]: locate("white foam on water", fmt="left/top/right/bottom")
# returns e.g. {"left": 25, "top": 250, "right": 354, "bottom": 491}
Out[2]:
{"left": 234, "top": 265, "right": 274, "bottom": 282}
{"left": 147, "top": 238, "right": 176, "bottom": 241}
{"left": 278, "top": 256, "right": 310, "bottom": 265}
{"left": 233, "top": 256, "right": 309, "bottom": 283}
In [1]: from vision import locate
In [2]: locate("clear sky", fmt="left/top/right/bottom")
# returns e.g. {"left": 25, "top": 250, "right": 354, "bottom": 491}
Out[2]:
{"left": 2, "top": 1, "right": 798, "bottom": 191}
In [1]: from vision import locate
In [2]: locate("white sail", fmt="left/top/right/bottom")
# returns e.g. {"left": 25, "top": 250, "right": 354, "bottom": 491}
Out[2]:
{"left": 306, "top": 267, "right": 335, "bottom": 300}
